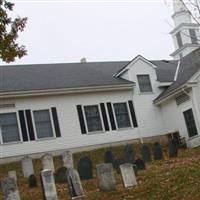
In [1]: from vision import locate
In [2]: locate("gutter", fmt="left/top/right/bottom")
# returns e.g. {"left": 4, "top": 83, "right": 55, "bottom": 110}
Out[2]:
{"left": 0, "top": 84, "right": 135, "bottom": 99}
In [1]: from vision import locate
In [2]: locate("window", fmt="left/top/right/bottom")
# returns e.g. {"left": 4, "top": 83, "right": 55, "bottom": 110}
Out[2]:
{"left": 113, "top": 103, "right": 131, "bottom": 128}
{"left": 189, "top": 29, "right": 198, "bottom": 44}
{"left": 176, "top": 32, "right": 183, "bottom": 48}
{"left": 84, "top": 105, "right": 103, "bottom": 132}
{"left": 33, "top": 110, "right": 54, "bottom": 139}
{"left": 183, "top": 109, "right": 198, "bottom": 138}
{"left": 137, "top": 74, "right": 153, "bottom": 93}
{"left": 0, "top": 113, "right": 20, "bottom": 143}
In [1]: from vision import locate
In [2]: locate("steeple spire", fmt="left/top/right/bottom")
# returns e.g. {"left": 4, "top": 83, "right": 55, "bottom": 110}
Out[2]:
{"left": 170, "top": 0, "right": 200, "bottom": 59}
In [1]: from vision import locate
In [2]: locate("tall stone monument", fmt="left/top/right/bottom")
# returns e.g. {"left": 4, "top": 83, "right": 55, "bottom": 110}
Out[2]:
{"left": 62, "top": 150, "right": 74, "bottom": 169}
{"left": 40, "top": 169, "right": 58, "bottom": 200}
{"left": 66, "top": 168, "right": 85, "bottom": 199}
{"left": 41, "top": 153, "right": 55, "bottom": 172}
{"left": 21, "top": 156, "right": 34, "bottom": 178}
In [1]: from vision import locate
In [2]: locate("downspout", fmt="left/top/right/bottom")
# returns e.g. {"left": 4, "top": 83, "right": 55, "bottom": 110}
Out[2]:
{"left": 181, "top": 87, "right": 200, "bottom": 136}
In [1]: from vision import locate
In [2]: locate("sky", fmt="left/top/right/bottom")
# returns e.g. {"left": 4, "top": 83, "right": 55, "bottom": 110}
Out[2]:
{"left": 6, "top": 0, "right": 175, "bottom": 64}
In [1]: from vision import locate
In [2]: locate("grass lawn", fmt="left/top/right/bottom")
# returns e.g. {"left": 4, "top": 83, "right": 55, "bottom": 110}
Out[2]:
{"left": 1, "top": 144, "right": 200, "bottom": 200}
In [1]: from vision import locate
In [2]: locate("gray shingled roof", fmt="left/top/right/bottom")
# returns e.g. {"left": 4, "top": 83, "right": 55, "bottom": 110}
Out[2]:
{"left": 151, "top": 60, "right": 178, "bottom": 82}
{"left": 0, "top": 62, "right": 134, "bottom": 93}
{"left": 0, "top": 58, "right": 179, "bottom": 94}
{"left": 154, "top": 48, "right": 200, "bottom": 104}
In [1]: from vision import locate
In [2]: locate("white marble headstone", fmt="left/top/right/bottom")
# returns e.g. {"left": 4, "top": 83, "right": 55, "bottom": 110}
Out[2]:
{"left": 41, "top": 153, "right": 55, "bottom": 172}
{"left": 120, "top": 163, "right": 137, "bottom": 188}
{"left": 21, "top": 156, "right": 34, "bottom": 178}
{"left": 8, "top": 171, "right": 17, "bottom": 182}
{"left": 1, "top": 177, "right": 21, "bottom": 200}
{"left": 41, "top": 169, "right": 58, "bottom": 200}
{"left": 66, "top": 168, "right": 85, "bottom": 199}
{"left": 62, "top": 150, "right": 74, "bottom": 169}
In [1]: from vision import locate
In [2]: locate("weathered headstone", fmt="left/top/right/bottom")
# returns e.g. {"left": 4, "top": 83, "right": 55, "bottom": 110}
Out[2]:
{"left": 169, "top": 139, "right": 178, "bottom": 158}
{"left": 77, "top": 156, "right": 93, "bottom": 180}
{"left": 153, "top": 142, "right": 163, "bottom": 160}
{"left": 8, "top": 171, "right": 17, "bottom": 182}
{"left": 21, "top": 156, "right": 34, "bottom": 178}
{"left": 96, "top": 163, "right": 116, "bottom": 191}
{"left": 141, "top": 144, "right": 151, "bottom": 162}
{"left": 40, "top": 169, "right": 58, "bottom": 200}
{"left": 41, "top": 153, "right": 55, "bottom": 172}
{"left": 55, "top": 167, "right": 68, "bottom": 183}
{"left": 28, "top": 174, "right": 37, "bottom": 188}
{"left": 62, "top": 150, "right": 74, "bottom": 169}
{"left": 120, "top": 163, "right": 137, "bottom": 188}
{"left": 1, "top": 177, "right": 21, "bottom": 200}
{"left": 123, "top": 144, "right": 135, "bottom": 164}
{"left": 104, "top": 150, "right": 114, "bottom": 164}
{"left": 135, "top": 158, "right": 145, "bottom": 170}
{"left": 66, "top": 168, "right": 85, "bottom": 199}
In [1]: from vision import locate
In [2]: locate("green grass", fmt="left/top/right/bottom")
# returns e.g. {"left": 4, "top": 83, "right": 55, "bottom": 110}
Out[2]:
{"left": 1, "top": 144, "right": 200, "bottom": 200}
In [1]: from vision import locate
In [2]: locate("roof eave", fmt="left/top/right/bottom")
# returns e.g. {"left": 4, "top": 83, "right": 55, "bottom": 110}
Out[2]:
{"left": 0, "top": 84, "right": 135, "bottom": 99}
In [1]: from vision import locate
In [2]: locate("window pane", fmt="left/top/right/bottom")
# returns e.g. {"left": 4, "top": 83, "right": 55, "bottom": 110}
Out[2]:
{"left": 114, "top": 103, "right": 131, "bottom": 128}
{"left": 0, "top": 113, "right": 20, "bottom": 143}
{"left": 84, "top": 105, "right": 103, "bottom": 132}
{"left": 183, "top": 109, "right": 198, "bottom": 138}
{"left": 137, "top": 75, "right": 153, "bottom": 93}
{"left": 33, "top": 110, "right": 53, "bottom": 139}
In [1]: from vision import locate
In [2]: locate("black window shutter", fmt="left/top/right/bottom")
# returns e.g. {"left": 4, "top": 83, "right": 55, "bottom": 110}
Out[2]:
{"left": 76, "top": 105, "right": 86, "bottom": 134}
{"left": 51, "top": 107, "right": 61, "bottom": 137}
{"left": 106, "top": 102, "right": 116, "bottom": 130}
{"left": 128, "top": 100, "right": 138, "bottom": 127}
{"left": 100, "top": 103, "right": 109, "bottom": 131}
{"left": 25, "top": 110, "right": 35, "bottom": 140}
{"left": 18, "top": 110, "right": 28, "bottom": 141}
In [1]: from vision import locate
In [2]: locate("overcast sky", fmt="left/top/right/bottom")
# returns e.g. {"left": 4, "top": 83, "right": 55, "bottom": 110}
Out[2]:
{"left": 6, "top": 0, "right": 175, "bottom": 64}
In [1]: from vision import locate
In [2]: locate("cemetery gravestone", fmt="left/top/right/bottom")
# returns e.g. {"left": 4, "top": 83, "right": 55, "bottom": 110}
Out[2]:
{"left": 153, "top": 142, "right": 163, "bottom": 160}
{"left": 135, "top": 158, "right": 145, "bottom": 170}
{"left": 77, "top": 156, "right": 93, "bottom": 180}
{"left": 28, "top": 175, "right": 37, "bottom": 188}
{"left": 113, "top": 158, "right": 125, "bottom": 174}
{"left": 141, "top": 144, "right": 151, "bottom": 162}
{"left": 62, "top": 150, "right": 74, "bottom": 169}
{"left": 8, "top": 171, "right": 17, "bottom": 182}
{"left": 66, "top": 168, "right": 85, "bottom": 199}
{"left": 41, "top": 153, "right": 55, "bottom": 172}
{"left": 104, "top": 150, "right": 114, "bottom": 164}
{"left": 41, "top": 169, "right": 58, "bottom": 200}
{"left": 1, "top": 177, "right": 21, "bottom": 200}
{"left": 169, "top": 139, "right": 178, "bottom": 158}
{"left": 120, "top": 163, "right": 137, "bottom": 188}
{"left": 21, "top": 156, "right": 34, "bottom": 178}
{"left": 55, "top": 167, "right": 68, "bottom": 183}
{"left": 96, "top": 163, "right": 116, "bottom": 191}
{"left": 123, "top": 144, "right": 135, "bottom": 164}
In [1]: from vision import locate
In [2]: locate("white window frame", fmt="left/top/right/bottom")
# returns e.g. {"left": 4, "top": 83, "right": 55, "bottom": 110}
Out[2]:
{"left": 0, "top": 111, "right": 23, "bottom": 145}
{"left": 112, "top": 102, "right": 133, "bottom": 130}
{"left": 32, "top": 108, "right": 56, "bottom": 141}
{"left": 83, "top": 104, "right": 105, "bottom": 134}
{"left": 137, "top": 74, "right": 153, "bottom": 94}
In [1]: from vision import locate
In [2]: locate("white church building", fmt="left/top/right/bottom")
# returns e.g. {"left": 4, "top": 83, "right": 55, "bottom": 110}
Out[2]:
{"left": 0, "top": 0, "right": 200, "bottom": 162}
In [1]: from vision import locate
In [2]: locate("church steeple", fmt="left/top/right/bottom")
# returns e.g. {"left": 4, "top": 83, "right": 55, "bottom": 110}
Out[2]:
{"left": 170, "top": 0, "right": 200, "bottom": 59}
